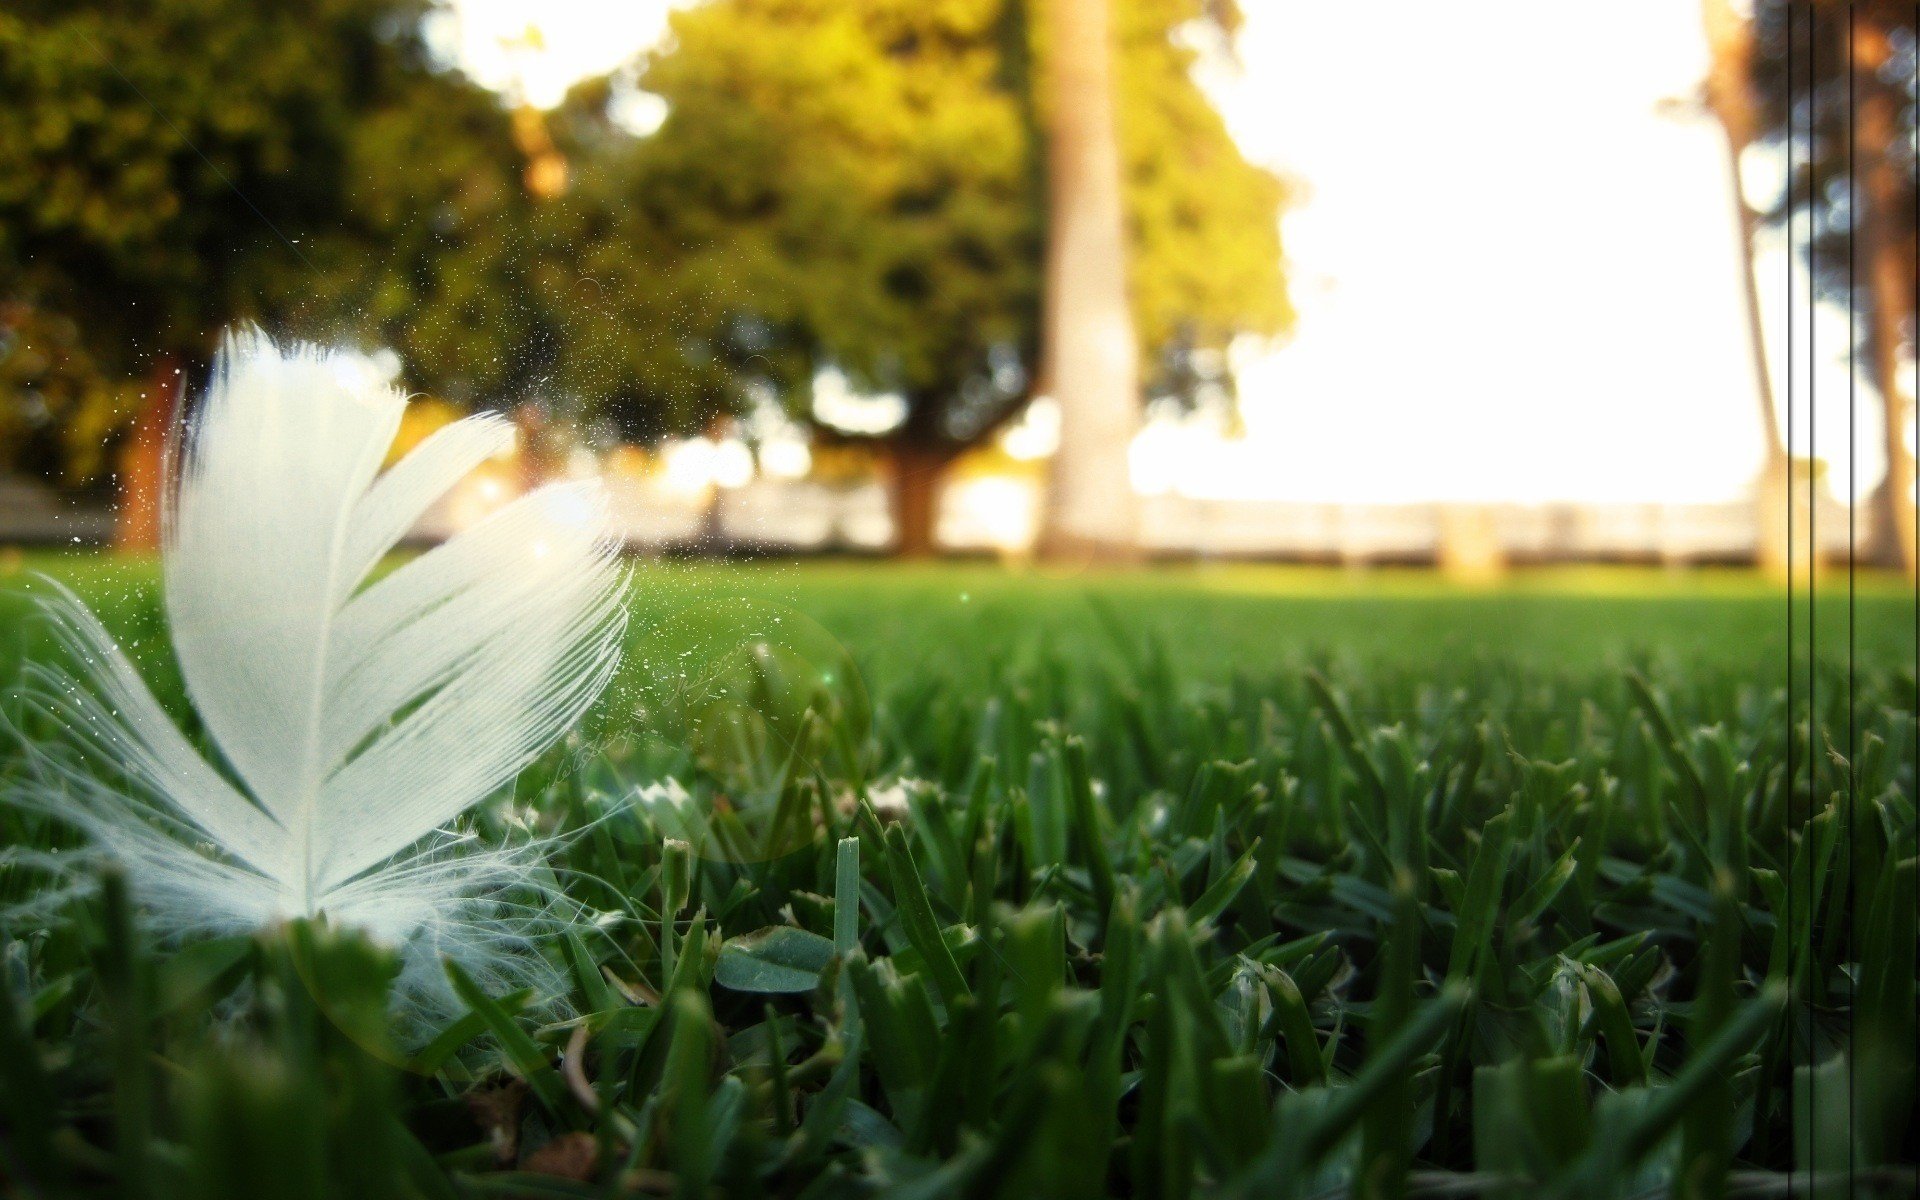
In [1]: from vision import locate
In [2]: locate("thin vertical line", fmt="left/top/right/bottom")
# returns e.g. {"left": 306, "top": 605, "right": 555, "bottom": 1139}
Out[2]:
{"left": 1784, "top": 6, "right": 1799, "bottom": 1192}
{"left": 1906, "top": 2, "right": 1920, "bottom": 1181}
{"left": 1805, "top": 7, "right": 1821, "bottom": 1187}
{"left": 1845, "top": 16, "right": 1857, "bottom": 1187}
{"left": 1899, "top": 9, "right": 1920, "bottom": 1200}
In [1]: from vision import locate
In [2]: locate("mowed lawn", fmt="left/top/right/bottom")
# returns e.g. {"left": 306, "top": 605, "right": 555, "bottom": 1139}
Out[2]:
{"left": 6, "top": 552, "right": 1913, "bottom": 685}
{"left": 0, "top": 554, "right": 1914, "bottom": 1199}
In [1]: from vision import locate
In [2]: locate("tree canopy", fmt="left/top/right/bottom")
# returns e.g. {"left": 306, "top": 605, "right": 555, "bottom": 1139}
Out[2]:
{"left": 3, "top": 0, "right": 1288, "bottom": 536}
{"left": 560, "top": 0, "right": 1289, "bottom": 455}
{"left": 0, "top": 0, "right": 550, "bottom": 485}
{"left": 1751, "top": 1, "right": 1916, "bottom": 296}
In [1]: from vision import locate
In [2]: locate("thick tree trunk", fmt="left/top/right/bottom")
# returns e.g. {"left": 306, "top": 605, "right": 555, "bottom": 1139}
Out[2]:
{"left": 1034, "top": 0, "right": 1140, "bottom": 563}
{"left": 114, "top": 354, "right": 181, "bottom": 553}
{"left": 1701, "top": 0, "right": 1796, "bottom": 579}
{"left": 889, "top": 443, "right": 952, "bottom": 558}
{"left": 1852, "top": 15, "right": 1917, "bottom": 577}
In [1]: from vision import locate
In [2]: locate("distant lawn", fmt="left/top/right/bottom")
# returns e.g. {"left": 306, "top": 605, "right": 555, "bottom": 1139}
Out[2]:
{"left": 4, "top": 551, "right": 1913, "bottom": 686}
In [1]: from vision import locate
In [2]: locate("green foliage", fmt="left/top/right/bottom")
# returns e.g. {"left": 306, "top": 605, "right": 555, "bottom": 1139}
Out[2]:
{"left": 715, "top": 925, "right": 838, "bottom": 993}
{"left": 0, "top": 562, "right": 1914, "bottom": 1197}
{"left": 2, "top": 0, "right": 1287, "bottom": 484}
{"left": 0, "top": 0, "right": 551, "bottom": 482}
{"left": 563, "top": 0, "right": 1288, "bottom": 447}
{"left": 0, "top": 305, "right": 145, "bottom": 488}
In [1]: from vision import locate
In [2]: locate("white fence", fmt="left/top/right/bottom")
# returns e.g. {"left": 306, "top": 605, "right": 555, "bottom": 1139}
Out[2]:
{"left": 0, "top": 473, "right": 1861, "bottom": 563}
{"left": 1133, "top": 496, "right": 1774, "bottom": 563}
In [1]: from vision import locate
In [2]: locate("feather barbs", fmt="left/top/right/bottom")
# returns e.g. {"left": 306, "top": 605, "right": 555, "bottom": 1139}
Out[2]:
{"left": 7, "top": 330, "right": 627, "bottom": 1017}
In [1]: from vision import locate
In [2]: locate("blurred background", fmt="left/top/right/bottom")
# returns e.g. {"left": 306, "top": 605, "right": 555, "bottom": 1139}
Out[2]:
{"left": 1, "top": 0, "right": 1914, "bottom": 579}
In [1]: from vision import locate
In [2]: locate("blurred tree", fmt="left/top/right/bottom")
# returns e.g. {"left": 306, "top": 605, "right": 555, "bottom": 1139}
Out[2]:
{"left": 1752, "top": 0, "right": 1917, "bottom": 576}
{"left": 0, "top": 303, "right": 145, "bottom": 489}
{"left": 537, "top": 81, "right": 817, "bottom": 450}
{"left": 581, "top": 0, "right": 1288, "bottom": 555}
{"left": 1035, "top": 0, "right": 1140, "bottom": 561}
{"left": 1700, "top": 0, "right": 1799, "bottom": 581}
{"left": 0, "top": 0, "right": 557, "bottom": 544}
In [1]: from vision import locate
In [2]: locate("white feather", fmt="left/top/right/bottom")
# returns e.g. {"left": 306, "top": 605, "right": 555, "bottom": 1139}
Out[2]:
{"left": 5, "top": 330, "right": 626, "bottom": 1018}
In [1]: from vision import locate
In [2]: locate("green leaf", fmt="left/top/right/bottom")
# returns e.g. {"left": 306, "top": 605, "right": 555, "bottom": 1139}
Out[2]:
{"left": 1187, "top": 837, "right": 1260, "bottom": 927}
{"left": 445, "top": 961, "right": 570, "bottom": 1118}
{"left": 1448, "top": 810, "right": 1514, "bottom": 981}
{"left": 1509, "top": 836, "right": 1582, "bottom": 929}
{"left": 882, "top": 824, "right": 969, "bottom": 1007}
{"left": 716, "top": 926, "right": 837, "bottom": 993}
{"left": 834, "top": 835, "right": 861, "bottom": 957}
{"left": 560, "top": 930, "right": 618, "bottom": 1014}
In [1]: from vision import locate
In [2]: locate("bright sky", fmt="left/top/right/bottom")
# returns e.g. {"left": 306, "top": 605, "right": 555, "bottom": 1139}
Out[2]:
{"left": 431, "top": 0, "right": 683, "bottom": 108}
{"left": 442, "top": 0, "right": 1880, "bottom": 505}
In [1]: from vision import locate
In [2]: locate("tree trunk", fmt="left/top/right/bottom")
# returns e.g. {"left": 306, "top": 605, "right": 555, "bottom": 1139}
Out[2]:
{"left": 1437, "top": 505, "right": 1505, "bottom": 584}
{"left": 1701, "top": 0, "right": 1796, "bottom": 579}
{"left": 889, "top": 443, "right": 951, "bottom": 558}
{"left": 1757, "top": 455, "right": 1819, "bottom": 587}
{"left": 1851, "top": 14, "right": 1917, "bottom": 577}
{"left": 1034, "top": 0, "right": 1140, "bottom": 563}
{"left": 114, "top": 354, "right": 181, "bottom": 553}
{"left": 697, "top": 485, "right": 727, "bottom": 554}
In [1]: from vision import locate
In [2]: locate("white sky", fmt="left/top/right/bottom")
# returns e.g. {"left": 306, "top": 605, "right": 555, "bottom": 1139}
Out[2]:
{"left": 443, "top": 0, "right": 1882, "bottom": 505}
{"left": 431, "top": 0, "right": 683, "bottom": 108}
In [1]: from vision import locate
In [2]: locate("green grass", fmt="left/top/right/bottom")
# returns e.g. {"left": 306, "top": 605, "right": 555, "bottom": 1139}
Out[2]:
{"left": 1, "top": 555, "right": 1915, "bottom": 1199}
